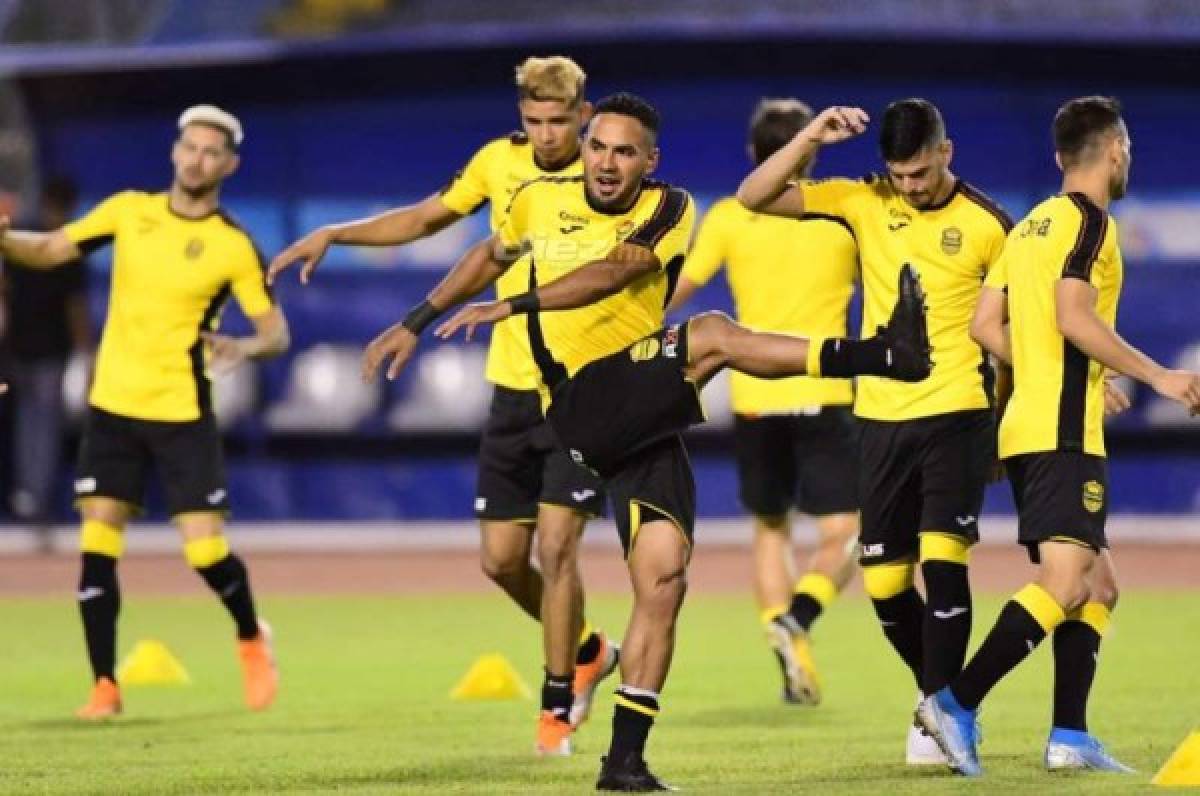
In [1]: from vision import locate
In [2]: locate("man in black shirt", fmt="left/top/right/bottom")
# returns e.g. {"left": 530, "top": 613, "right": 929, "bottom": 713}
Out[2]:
{"left": 2, "top": 176, "right": 91, "bottom": 534}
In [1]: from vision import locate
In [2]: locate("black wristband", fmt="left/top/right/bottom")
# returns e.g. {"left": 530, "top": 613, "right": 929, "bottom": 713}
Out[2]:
{"left": 400, "top": 300, "right": 443, "bottom": 335}
{"left": 508, "top": 291, "right": 541, "bottom": 315}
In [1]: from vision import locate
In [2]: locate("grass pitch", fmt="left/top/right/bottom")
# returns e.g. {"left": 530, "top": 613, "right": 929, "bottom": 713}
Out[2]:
{"left": 2, "top": 590, "right": 1195, "bottom": 793}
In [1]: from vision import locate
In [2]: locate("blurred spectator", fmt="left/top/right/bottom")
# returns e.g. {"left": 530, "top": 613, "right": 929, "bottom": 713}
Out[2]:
{"left": 2, "top": 176, "right": 91, "bottom": 531}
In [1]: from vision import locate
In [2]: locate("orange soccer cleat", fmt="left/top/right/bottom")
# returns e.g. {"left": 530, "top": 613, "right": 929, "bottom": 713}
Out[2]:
{"left": 536, "top": 710, "right": 573, "bottom": 757}
{"left": 237, "top": 620, "right": 279, "bottom": 711}
{"left": 570, "top": 631, "right": 621, "bottom": 728}
{"left": 76, "top": 676, "right": 122, "bottom": 720}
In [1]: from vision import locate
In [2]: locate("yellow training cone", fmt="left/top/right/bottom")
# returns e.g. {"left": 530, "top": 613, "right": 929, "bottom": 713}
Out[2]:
{"left": 1154, "top": 731, "right": 1200, "bottom": 787}
{"left": 116, "top": 640, "right": 192, "bottom": 686}
{"left": 450, "top": 653, "right": 531, "bottom": 701}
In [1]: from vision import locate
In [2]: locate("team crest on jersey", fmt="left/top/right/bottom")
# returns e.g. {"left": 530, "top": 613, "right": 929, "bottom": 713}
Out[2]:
{"left": 615, "top": 220, "right": 635, "bottom": 240}
{"left": 1082, "top": 480, "right": 1104, "bottom": 513}
{"left": 941, "top": 227, "right": 963, "bottom": 255}
{"left": 630, "top": 338, "right": 660, "bottom": 362}
{"left": 185, "top": 238, "right": 205, "bottom": 259}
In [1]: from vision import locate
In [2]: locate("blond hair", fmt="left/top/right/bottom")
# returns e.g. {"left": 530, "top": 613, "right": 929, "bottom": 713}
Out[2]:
{"left": 515, "top": 56, "right": 586, "bottom": 106}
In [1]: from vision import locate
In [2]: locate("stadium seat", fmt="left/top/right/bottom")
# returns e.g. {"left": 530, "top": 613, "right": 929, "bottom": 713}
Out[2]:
{"left": 388, "top": 344, "right": 490, "bottom": 430}
{"left": 265, "top": 343, "right": 381, "bottom": 431}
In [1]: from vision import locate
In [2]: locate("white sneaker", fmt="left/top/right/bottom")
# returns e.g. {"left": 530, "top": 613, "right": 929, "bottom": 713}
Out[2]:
{"left": 907, "top": 720, "right": 949, "bottom": 765}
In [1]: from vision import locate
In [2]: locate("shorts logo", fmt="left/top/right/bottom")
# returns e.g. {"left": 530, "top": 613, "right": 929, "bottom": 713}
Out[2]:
{"left": 185, "top": 238, "right": 205, "bottom": 259}
{"left": 1082, "top": 480, "right": 1104, "bottom": 513}
{"left": 206, "top": 489, "right": 227, "bottom": 505}
{"left": 955, "top": 515, "right": 976, "bottom": 527}
{"left": 474, "top": 497, "right": 487, "bottom": 512}
{"left": 569, "top": 449, "right": 586, "bottom": 466}
{"left": 629, "top": 338, "right": 660, "bottom": 362}
{"left": 74, "top": 477, "right": 97, "bottom": 494}
{"left": 571, "top": 489, "right": 596, "bottom": 503}
{"left": 861, "top": 543, "right": 885, "bottom": 558}
{"left": 663, "top": 324, "right": 681, "bottom": 359}
{"left": 941, "top": 226, "right": 963, "bottom": 255}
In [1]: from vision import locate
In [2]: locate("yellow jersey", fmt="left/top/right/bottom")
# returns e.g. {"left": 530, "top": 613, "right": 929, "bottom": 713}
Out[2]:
{"left": 997, "top": 192, "right": 1124, "bottom": 458}
{"left": 63, "top": 191, "right": 274, "bottom": 422}
{"left": 682, "top": 195, "right": 857, "bottom": 413}
{"left": 496, "top": 176, "right": 695, "bottom": 404}
{"left": 439, "top": 132, "right": 583, "bottom": 390}
{"left": 800, "top": 175, "right": 1012, "bottom": 421}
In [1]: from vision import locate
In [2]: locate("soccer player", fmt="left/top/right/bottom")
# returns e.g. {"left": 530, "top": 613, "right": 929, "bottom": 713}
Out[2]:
{"left": 917, "top": 96, "right": 1200, "bottom": 777}
{"left": 738, "top": 100, "right": 1013, "bottom": 763}
{"left": 266, "top": 56, "right": 616, "bottom": 754}
{"left": 363, "top": 93, "right": 931, "bottom": 791}
{"left": 667, "top": 98, "right": 860, "bottom": 706}
{"left": 0, "top": 105, "right": 288, "bottom": 718}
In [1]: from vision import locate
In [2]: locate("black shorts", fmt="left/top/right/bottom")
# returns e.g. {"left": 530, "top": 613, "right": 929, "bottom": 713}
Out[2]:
{"left": 475, "top": 386, "right": 606, "bottom": 522}
{"left": 545, "top": 322, "right": 705, "bottom": 478}
{"left": 858, "top": 409, "right": 994, "bottom": 565}
{"left": 734, "top": 408, "right": 859, "bottom": 518}
{"left": 1006, "top": 451, "right": 1109, "bottom": 563}
{"left": 74, "top": 406, "right": 230, "bottom": 516}
{"left": 605, "top": 434, "right": 696, "bottom": 557}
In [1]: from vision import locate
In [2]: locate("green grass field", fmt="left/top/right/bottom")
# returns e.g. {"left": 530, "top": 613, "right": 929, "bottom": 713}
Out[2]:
{"left": 2, "top": 590, "right": 1195, "bottom": 794}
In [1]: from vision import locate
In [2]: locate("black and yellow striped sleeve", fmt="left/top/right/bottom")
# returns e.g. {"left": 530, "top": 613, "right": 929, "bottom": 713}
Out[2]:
{"left": 628, "top": 186, "right": 695, "bottom": 268}
{"left": 1062, "top": 193, "right": 1108, "bottom": 283}
{"left": 62, "top": 191, "right": 137, "bottom": 253}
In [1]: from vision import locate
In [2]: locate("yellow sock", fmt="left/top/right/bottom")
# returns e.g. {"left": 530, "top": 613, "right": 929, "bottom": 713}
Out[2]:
{"left": 184, "top": 535, "right": 230, "bottom": 569}
{"left": 1013, "top": 582, "right": 1066, "bottom": 633}
{"left": 794, "top": 572, "right": 838, "bottom": 608}
{"left": 80, "top": 519, "right": 125, "bottom": 558}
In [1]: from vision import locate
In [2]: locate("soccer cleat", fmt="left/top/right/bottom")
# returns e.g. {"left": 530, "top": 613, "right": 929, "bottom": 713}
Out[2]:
{"left": 879, "top": 263, "right": 933, "bottom": 382}
{"left": 766, "top": 615, "right": 821, "bottom": 706}
{"left": 907, "top": 719, "right": 949, "bottom": 765}
{"left": 571, "top": 632, "right": 621, "bottom": 728}
{"left": 596, "top": 752, "right": 677, "bottom": 791}
{"left": 916, "top": 687, "right": 982, "bottom": 777}
{"left": 536, "top": 710, "right": 573, "bottom": 757}
{"left": 76, "top": 676, "right": 122, "bottom": 719}
{"left": 237, "top": 619, "right": 278, "bottom": 711}
{"left": 1044, "top": 728, "right": 1135, "bottom": 773}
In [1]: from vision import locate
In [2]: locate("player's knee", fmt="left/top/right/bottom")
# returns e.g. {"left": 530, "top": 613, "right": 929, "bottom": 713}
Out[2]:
{"left": 862, "top": 559, "right": 915, "bottom": 600}
{"left": 817, "top": 515, "right": 859, "bottom": 552}
{"left": 1091, "top": 579, "right": 1119, "bottom": 611}
{"left": 480, "top": 547, "right": 528, "bottom": 583}
{"left": 536, "top": 530, "right": 578, "bottom": 581}
{"left": 642, "top": 566, "right": 688, "bottom": 610}
{"left": 687, "top": 311, "right": 738, "bottom": 361}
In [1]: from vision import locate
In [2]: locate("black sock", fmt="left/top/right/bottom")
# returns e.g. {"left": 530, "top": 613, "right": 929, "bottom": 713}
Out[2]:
{"left": 78, "top": 553, "right": 120, "bottom": 681}
{"left": 196, "top": 554, "right": 259, "bottom": 640}
{"left": 871, "top": 588, "right": 925, "bottom": 688}
{"left": 576, "top": 632, "right": 602, "bottom": 666}
{"left": 952, "top": 600, "right": 1048, "bottom": 710}
{"left": 609, "top": 686, "right": 659, "bottom": 762}
{"left": 788, "top": 593, "right": 823, "bottom": 633}
{"left": 819, "top": 337, "right": 890, "bottom": 378}
{"left": 1052, "top": 620, "right": 1101, "bottom": 731}
{"left": 921, "top": 561, "right": 972, "bottom": 694}
{"left": 542, "top": 670, "right": 573, "bottom": 721}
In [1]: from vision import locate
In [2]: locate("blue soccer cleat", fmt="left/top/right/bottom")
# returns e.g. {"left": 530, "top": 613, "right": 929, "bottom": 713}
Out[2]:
{"left": 1044, "top": 728, "right": 1135, "bottom": 773}
{"left": 916, "top": 687, "right": 983, "bottom": 777}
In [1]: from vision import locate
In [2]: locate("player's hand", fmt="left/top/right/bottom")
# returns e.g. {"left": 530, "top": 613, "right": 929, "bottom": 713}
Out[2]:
{"left": 362, "top": 322, "right": 419, "bottom": 382}
{"left": 802, "top": 106, "right": 870, "bottom": 146}
{"left": 1151, "top": 368, "right": 1200, "bottom": 415}
{"left": 433, "top": 300, "right": 513, "bottom": 343}
{"left": 267, "top": 227, "right": 334, "bottom": 286}
{"left": 200, "top": 332, "right": 250, "bottom": 375}
{"left": 1103, "top": 375, "right": 1132, "bottom": 417}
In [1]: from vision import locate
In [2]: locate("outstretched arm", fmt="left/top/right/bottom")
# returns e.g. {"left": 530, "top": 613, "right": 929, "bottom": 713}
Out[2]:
{"left": 0, "top": 216, "right": 82, "bottom": 269}
{"left": 268, "top": 195, "right": 462, "bottom": 284}
{"left": 360, "top": 235, "right": 515, "bottom": 381}
{"left": 432, "top": 242, "right": 661, "bottom": 343}
{"left": 736, "top": 106, "right": 869, "bottom": 218}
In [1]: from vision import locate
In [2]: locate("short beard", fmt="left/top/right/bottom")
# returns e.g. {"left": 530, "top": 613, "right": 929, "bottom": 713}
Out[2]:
{"left": 175, "top": 178, "right": 218, "bottom": 201}
{"left": 1110, "top": 175, "right": 1128, "bottom": 201}
{"left": 584, "top": 182, "right": 639, "bottom": 213}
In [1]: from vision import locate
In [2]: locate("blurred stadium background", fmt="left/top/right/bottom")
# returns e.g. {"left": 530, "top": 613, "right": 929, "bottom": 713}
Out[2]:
{"left": 1, "top": 0, "right": 1199, "bottom": 536}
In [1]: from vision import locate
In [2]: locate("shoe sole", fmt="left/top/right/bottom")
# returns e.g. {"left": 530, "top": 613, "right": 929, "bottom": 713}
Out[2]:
{"left": 914, "top": 700, "right": 979, "bottom": 777}
{"left": 767, "top": 624, "right": 819, "bottom": 706}
{"left": 569, "top": 642, "right": 620, "bottom": 728}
